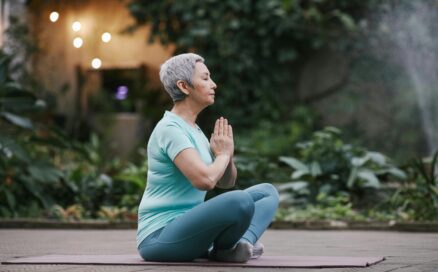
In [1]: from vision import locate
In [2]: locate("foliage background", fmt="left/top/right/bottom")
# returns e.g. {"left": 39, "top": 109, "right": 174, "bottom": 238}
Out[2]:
{"left": 127, "top": 0, "right": 378, "bottom": 127}
{"left": 1, "top": 0, "right": 437, "bottom": 221}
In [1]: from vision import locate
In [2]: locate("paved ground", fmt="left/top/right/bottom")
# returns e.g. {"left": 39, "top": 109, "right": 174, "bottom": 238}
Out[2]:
{"left": 0, "top": 229, "right": 437, "bottom": 272}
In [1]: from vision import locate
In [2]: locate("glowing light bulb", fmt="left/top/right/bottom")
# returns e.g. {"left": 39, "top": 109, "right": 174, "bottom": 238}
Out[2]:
{"left": 72, "top": 21, "right": 81, "bottom": 32}
{"left": 91, "top": 58, "right": 102, "bottom": 69}
{"left": 50, "top": 11, "right": 59, "bottom": 22}
{"left": 101, "top": 32, "right": 111, "bottom": 43}
{"left": 73, "top": 37, "right": 83, "bottom": 48}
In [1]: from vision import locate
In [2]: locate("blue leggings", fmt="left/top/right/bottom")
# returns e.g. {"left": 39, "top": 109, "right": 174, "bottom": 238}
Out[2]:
{"left": 138, "top": 183, "right": 279, "bottom": 262}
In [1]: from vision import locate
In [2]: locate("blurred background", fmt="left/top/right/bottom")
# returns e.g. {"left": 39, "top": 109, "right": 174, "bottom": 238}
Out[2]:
{"left": 0, "top": 0, "right": 437, "bottom": 223}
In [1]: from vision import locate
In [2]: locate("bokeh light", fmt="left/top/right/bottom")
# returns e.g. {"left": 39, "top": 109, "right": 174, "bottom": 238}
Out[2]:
{"left": 73, "top": 37, "right": 83, "bottom": 48}
{"left": 91, "top": 58, "right": 102, "bottom": 69}
{"left": 49, "top": 11, "right": 59, "bottom": 22}
{"left": 101, "top": 32, "right": 112, "bottom": 43}
{"left": 72, "top": 21, "right": 81, "bottom": 32}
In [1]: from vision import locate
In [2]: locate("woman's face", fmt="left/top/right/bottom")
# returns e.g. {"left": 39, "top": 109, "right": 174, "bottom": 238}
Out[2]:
{"left": 190, "top": 62, "right": 217, "bottom": 106}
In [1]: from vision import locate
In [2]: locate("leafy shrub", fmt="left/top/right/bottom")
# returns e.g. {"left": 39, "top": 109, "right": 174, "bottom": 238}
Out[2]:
{"left": 0, "top": 50, "right": 147, "bottom": 218}
{"left": 59, "top": 135, "right": 147, "bottom": 218}
{"left": 278, "top": 127, "right": 406, "bottom": 207}
{"left": 276, "top": 192, "right": 366, "bottom": 222}
{"left": 126, "top": 0, "right": 378, "bottom": 127}
{"left": 220, "top": 106, "right": 317, "bottom": 191}
{"left": 234, "top": 106, "right": 317, "bottom": 157}
{"left": 234, "top": 152, "right": 289, "bottom": 189}
{"left": 275, "top": 192, "right": 406, "bottom": 222}
{"left": 390, "top": 151, "right": 438, "bottom": 221}
{"left": 0, "top": 51, "right": 65, "bottom": 217}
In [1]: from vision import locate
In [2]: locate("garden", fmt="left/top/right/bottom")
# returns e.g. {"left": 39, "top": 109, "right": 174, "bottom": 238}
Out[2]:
{"left": 0, "top": 0, "right": 437, "bottom": 227}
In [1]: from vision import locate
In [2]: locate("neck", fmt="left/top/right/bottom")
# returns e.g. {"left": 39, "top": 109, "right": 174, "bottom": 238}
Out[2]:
{"left": 171, "top": 99, "right": 204, "bottom": 127}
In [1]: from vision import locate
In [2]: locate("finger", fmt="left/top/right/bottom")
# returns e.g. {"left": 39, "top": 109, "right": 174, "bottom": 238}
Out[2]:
{"left": 228, "top": 124, "right": 233, "bottom": 138}
{"left": 219, "top": 117, "right": 224, "bottom": 135}
{"left": 223, "top": 118, "right": 228, "bottom": 136}
{"left": 214, "top": 119, "right": 219, "bottom": 135}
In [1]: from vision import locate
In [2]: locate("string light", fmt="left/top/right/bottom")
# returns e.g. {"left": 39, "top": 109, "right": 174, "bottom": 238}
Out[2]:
{"left": 91, "top": 58, "right": 102, "bottom": 69}
{"left": 72, "top": 21, "right": 81, "bottom": 32}
{"left": 101, "top": 32, "right": 111, "bottom": 43}
{"left": 73, "top": 37, "right": 83, "bottom": 48}
{"left": 49, "top": 11, "right": 59, "bottom": 22}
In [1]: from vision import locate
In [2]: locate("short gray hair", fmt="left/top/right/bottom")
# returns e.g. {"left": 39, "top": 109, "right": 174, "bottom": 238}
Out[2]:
{"left": 159, "top": 53, "right": 205, "bottom": 102}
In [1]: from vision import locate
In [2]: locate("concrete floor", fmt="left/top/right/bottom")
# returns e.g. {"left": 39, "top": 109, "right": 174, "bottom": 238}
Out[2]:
{"left": 0, "top": 229, "right": 437, "bottom": 272}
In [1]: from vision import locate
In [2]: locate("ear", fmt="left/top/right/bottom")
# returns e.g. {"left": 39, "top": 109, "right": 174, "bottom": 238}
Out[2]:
{"left": 176, "top": 80, "right": 191, "bottom": 96}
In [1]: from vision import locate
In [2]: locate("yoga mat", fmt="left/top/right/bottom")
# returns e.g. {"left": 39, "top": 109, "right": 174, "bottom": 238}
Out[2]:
{"left": 3, "top": 254, "right": 385, "bottom": 268}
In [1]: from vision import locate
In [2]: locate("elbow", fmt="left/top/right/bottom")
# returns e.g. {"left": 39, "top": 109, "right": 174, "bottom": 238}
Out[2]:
{"left": 191, "top": 174, "right": 216, "bottom": 191}
{"left": 201, "top": 182, "right": 216, "bottom": 191}
{"left": 193, "top": 179, "right": 215, "bottom": 191}
{"left": 199, "top": 177, "right": 216, "bottom": 191}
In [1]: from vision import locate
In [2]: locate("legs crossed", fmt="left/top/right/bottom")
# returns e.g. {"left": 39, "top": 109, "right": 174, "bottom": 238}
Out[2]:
{"left": 138, "top": 183, "right": 279, "bottom": 262}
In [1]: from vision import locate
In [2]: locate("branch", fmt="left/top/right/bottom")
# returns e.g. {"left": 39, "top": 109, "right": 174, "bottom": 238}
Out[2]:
{"left": 301, "top": 65, "right": 350, "bottom": 104}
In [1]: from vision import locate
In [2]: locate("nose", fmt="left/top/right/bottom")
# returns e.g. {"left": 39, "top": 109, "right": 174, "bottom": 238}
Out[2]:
{"left": 211, "top": 79, "right": 217, "bottom": 90}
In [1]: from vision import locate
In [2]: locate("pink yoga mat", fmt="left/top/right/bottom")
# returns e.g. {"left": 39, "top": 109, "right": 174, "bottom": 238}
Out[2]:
{"left": 3, "top": 254, "right": 385, "bottom": 268}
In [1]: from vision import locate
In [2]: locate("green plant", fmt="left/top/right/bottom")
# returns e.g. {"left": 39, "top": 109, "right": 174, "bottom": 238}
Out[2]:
{"left": 113, "top": 156, "right": 148, "bottom": 209}
{"left": 275, "top": 192, "right": 365, "bottom": 222}
{"left": 126, "top": 0, "right": 380, "bottom": 127}
{"left": 234, "top": 106, "right": 317, "bottom": 157}
{"left": 211, "top": 106, "right": 317, "bottom": 193}
{"left": 0, "top": 50, "right": 67, "bottom": 217}
{"left": 234, "top": 153, "right": 288, "bottom": 189}
{"left": 390, "top": 151, "right": 438, "bottom": 221}
{"left": 60, "top": 135, "right": 147, "bottom": 218}
{"left": 0, "top": 62, "right": 147, "bottom": 218}
{"left": 0, "top": 18, "right": 148, "bottom": 219}
{"left": 278, "top": 127, "right": 406, "bottom": 207}
{"left": 0, "top": 18, "right": 81, "bottom": 218}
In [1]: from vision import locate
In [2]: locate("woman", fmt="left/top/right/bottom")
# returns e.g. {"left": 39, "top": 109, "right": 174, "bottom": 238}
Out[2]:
{"left": 137, "top": 53, "right": 279, "bottom": 263}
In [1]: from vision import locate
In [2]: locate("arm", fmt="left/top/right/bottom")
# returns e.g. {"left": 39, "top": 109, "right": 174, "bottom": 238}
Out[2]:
{"left": 216, "top": 157, "right": 237, "bottom": 189}
{"left": 173, "top": 117, "right": 234, "bottom": 191}
{"left": 215, "top": 117, "right": 237, "bottom": 189}
{"left": 174, "top": 149, "right": 230, "bottom": 191}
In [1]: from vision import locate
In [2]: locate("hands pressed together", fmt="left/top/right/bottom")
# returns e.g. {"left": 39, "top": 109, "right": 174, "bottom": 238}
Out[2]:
{"left": 210, "top": 117, "right": 234, "bottom": 158}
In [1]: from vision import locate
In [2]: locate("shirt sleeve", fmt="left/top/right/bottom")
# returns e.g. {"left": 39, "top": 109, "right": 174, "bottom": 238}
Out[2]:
{"left": 158, "top": 124, "right": 195, "bottom": 161}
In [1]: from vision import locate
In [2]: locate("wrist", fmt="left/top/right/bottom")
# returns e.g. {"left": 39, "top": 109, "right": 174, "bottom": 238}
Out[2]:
{"left": 215, "top": 153, "right": 231, "bottom": 160}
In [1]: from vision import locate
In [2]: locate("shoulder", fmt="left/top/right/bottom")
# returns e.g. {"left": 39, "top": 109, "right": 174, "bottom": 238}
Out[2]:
{"left": 155, "top": 118, "right": 185, "bottom": 136}
{"left": 153, "top": 118, "right": 195, "bottom": 147}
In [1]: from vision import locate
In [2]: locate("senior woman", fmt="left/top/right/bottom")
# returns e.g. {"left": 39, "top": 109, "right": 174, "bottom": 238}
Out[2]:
{"left": 137, "top": 53, "right": 279, "bottom": 263}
